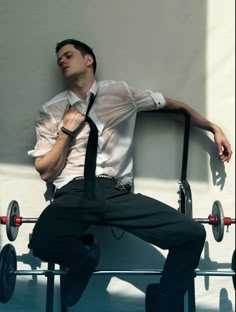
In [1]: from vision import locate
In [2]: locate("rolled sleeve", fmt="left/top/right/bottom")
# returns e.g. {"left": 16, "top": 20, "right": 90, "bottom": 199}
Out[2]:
{"left": 27, "top": 146, "right": 53, "bottom": 158}
{"left": 126, "top": 83, "right": 166, "bottom": 112}
{"left": 28, "top": 107, "right": 57, "bottom": 158}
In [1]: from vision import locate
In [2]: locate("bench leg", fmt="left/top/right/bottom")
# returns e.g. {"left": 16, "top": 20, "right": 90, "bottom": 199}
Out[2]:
{"left": 45, "top": 262, "right": 55, "bottom": 312}
{"left": 60, "top": 266, "right": 67, "bottom": 312}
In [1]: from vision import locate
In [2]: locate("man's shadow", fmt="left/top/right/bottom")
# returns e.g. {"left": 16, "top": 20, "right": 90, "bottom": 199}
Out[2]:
{"left": 190, "top": 128, "right": 227, "bottom": 190}
{"left": 199, "top": 241, "right": 235, "bottom": 291}
{"left": 133, "top": 113, "right": 227, "bottom": 190}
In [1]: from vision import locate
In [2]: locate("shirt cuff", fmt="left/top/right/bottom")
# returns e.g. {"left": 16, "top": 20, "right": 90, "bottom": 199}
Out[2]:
{"left": 27, "top": 148, "right": 49, "bottom": 157}
{"left": 149, "top": 91, "right": 166, "bottom": 109}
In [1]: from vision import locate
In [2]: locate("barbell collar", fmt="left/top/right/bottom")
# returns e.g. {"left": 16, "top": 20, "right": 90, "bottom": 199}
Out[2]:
{"left": 0, "top": 216, "right": 7, "bottom": 224}
{"left": 224, "top": 217, "right": 235, "bottom": 225}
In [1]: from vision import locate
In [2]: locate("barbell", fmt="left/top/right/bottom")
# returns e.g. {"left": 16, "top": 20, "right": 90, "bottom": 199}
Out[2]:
{"left": 0, "top": 243, "right": 235, "bottom": 304}
{"left": 0, "top": 200, "right": 37, "bottom": 242}
{"left": 0, "top": 200, "right": 235, "bottom": 242}
{"left": 193, "top": 200, "right": 235, "bottom": 242}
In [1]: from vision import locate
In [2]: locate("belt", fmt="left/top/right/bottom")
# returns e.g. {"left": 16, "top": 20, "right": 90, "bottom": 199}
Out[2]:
{"left": 73, "top": 175, "right": 131, "bottom": 192}
{"left": 73, "top": 175, "right": 114, "bottom": 181}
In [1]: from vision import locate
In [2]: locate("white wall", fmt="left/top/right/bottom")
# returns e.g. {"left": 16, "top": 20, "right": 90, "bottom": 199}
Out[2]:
{"left": 0, "top": 1, "right": 235, "bottom": 311}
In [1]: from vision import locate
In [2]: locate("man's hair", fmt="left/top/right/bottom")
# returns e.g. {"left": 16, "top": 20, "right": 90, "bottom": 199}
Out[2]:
{"left": 55, "top": 39, "right": 97, "bottom": 73}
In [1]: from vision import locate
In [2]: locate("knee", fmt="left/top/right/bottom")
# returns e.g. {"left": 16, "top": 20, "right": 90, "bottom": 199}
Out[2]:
{"left": 28, "top": 225, "right": 56, "bottom": 261}
{"left": 28, "top": 234, "right": 51, "bottom": 260}
{"left": 190, "top": 221, "right": 206, "bottom": 245}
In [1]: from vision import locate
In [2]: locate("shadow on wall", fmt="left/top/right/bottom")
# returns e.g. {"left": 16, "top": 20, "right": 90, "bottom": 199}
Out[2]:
{"left": 134, "top": 113, "right": 227, "bottom": 189}
{"left": 0, "top": 1, "right": 209, "bottom": 185}
{"left": 1, "top": 0, "right": 227, "bottom": 216}
{"left": 196, "top": 289, "right": 233, "bottom": 312}
{"left": 199, "top": 241, "right": 234, "bottom": 291}
{"left": 219, "top": 288, "right": 234, "bottom": 312}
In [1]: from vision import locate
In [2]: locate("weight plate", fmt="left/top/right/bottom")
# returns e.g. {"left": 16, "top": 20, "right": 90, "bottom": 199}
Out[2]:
{"left": 232, "top": 249, "right": 235, "bottom": 290}
{"left": 179, "top": 180, "right": 192, "bottom": 217}
{"left": 212, "top": 200, "right": 224, "bottom": 242}
{"left": 6, "top": 200, "right": 20, "bottom": 241}
{"left": 0, "top": 244, "right": 17, "bottom": 303}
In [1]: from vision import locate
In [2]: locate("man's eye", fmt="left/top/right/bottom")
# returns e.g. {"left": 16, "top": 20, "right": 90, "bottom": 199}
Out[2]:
{"left": 66, "top": 54, "right": 72, "bottom": 59}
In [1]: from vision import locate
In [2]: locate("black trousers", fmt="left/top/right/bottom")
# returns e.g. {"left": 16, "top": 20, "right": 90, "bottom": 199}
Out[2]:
{"left": 29, "top": 177, "right": 206, "bottom": 296}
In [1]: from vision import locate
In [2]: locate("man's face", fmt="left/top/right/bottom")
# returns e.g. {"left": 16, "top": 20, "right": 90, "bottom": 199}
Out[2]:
{"left": 56, "top": 44, "right": 91, "bottom": 79}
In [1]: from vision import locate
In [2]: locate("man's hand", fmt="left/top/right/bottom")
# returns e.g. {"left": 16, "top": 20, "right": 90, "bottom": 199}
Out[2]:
{"left": 63, "top": 104, "right": 86, "bottom": 133}
{"left": 213, "top": 126, "right": 232, "bottom": 163}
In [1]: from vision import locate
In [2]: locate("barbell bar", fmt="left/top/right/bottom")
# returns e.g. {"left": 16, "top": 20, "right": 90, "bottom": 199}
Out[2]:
{"left": 0, "top": 200, "right": 235, "bottom": 242}
{"left": 11, "top": 269, "right": 236, "bottom": 277}
{"left": 0, "top": 243, "right": 235, "bottom": 304}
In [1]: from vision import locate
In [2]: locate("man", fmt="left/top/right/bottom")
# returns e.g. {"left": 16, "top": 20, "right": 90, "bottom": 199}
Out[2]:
{"left": 28, "top": 39, "right": 232, "bottom": 311}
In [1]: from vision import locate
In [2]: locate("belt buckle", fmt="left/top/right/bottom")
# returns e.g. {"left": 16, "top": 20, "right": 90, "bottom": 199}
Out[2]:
{"left": 74, "top": 176, "right": 84, "bottom": 181}
{"left": 115, "top": 182, "right": 131, "bottom": 192}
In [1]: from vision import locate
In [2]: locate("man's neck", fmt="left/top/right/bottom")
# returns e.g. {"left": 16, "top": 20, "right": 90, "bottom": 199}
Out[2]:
{"left": 69, "top": 75, "right": 95, "bottom": 101}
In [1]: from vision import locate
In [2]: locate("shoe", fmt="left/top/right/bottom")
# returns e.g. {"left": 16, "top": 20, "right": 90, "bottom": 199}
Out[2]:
{"left": 145, "top": 283, "right": 184, "bottom": 312}
{"left": 61, "top": 234, "right": 100, "bottom": 307}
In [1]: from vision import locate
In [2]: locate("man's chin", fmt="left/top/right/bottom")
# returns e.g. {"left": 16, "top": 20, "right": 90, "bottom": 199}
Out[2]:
{"left": 63, "top": 72, "right": 79, "bottom": 80}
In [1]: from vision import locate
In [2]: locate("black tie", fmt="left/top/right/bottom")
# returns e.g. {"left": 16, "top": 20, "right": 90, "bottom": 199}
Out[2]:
{"left": 84, "top": 94, "right": 98, "bottom": 199}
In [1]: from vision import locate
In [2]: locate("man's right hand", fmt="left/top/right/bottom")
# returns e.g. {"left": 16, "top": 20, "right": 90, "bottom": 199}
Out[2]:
{"left": 34, "top": 105, "right": 86, "bottom": 182}
{"left": 63, "top": 104, "right": 86, "bottom": 133}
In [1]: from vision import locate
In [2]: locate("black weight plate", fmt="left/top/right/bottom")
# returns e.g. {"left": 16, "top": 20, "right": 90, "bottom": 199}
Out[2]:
{"left": 6, "top": 200, "right": 20, "bottom": 241}
{"left": 212, "top": 200, "right": 224, "bottom": 242}
{"left": 179, "top": 180, "right": 192, "bottom": 217}
{"left": 0, "top": 244, "right": 17, "bottom": 303}
{"left": 232, "top": 249, "right": 235, "bottom": 290}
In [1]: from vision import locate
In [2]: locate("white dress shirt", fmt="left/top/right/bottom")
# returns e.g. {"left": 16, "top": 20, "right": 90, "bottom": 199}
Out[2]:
{"left": 28, "top": 80, "right": 166, "bottom": 189}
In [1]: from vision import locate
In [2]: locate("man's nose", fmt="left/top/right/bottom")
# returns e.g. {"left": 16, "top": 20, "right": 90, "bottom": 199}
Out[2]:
{"left": 58, "top": 57, "right": 66, "bottom": 67}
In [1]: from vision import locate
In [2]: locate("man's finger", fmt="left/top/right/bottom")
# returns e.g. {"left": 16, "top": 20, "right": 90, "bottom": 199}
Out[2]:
{"left": 218, "top": 145, "right": 223, "bottom": 157}
{"left": 223, "top": 143, "right": 232, "bottom": 162}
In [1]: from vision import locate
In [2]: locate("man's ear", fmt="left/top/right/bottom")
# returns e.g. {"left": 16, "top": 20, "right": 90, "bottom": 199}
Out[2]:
{"left": 85, "top": 54, "right": 94, "bottom": 67}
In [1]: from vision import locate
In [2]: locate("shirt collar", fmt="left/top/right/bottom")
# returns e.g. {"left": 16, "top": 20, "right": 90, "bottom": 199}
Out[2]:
{"left": 66, "top": 80, "right": 104, "bottom": 134}
{"left": 67, "top": 80, "right": 98, "bottom": 106}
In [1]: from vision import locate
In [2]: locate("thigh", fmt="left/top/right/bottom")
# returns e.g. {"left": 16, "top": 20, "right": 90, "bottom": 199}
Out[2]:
{"left": 30, "top": 178, "right": 110, "bottom": 246}
{"left": 103, "top": 189, "right": 201, "bottom": 250}
{"left": 29, "top": 187, "right": 90, "bottom": 248}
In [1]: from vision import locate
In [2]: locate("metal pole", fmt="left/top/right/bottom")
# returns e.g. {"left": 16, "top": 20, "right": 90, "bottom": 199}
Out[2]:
{"left": 194, "top": 219, "right": 211, "bottom": 224}
{"left": 13, "top": 217, "right": 235, "bottom": 224}
{"left": 13, "top": 269, "right": 235, "bottom": 277}
{"left": 181, "top": 110, "right": 191, "bottom": 182}
{"left": 19, "top": 218, "right": 38, "bottom": 223}
{"left": 45, "top": 262, "right": 55, "bottom": 312}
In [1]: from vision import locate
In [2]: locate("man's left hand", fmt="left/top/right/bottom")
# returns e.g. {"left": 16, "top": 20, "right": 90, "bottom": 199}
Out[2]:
{"left": 214, "top": 127, "right": 232, "bottom": 163}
